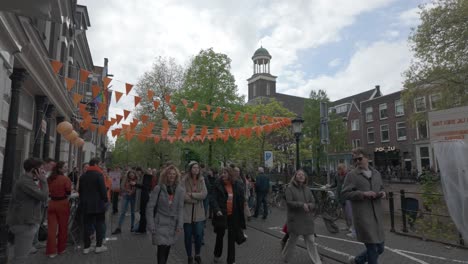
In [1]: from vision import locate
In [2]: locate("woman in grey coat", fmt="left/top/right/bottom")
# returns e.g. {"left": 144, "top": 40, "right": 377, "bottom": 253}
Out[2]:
{"left": 282, "top": 169, "right": 322, "bottom": 264}
{"left": 146, "top": 165, "right": 185, "bottom": 264}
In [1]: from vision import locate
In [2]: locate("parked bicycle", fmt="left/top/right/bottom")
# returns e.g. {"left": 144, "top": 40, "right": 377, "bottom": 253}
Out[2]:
{"left": 309, "top": 183, "right": 341, "bottom": 233}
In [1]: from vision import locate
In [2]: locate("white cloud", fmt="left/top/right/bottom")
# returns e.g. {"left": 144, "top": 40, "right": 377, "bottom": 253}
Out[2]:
{"left": 398, "top": 7, "right": 421, "bottom": 27}
{"left": 383, "top": 30, "right": 400, "bottom": 39}
{"left": 281, "top": 40, "right": 412, "bottom": 101}
{"left": 328, "top": 58, "right": 342, "bottom": 68}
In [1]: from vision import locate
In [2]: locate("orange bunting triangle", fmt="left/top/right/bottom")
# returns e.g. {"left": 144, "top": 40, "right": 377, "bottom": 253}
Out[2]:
{"left": 123, "top": 109, "right": 131, "bottom": 120}
{"left": 65, "top": 77, "right": 76, "bottom": 91}
{"left": 92, "top": 85, "right": 100, "bottom": 98}
{"left": 98, "top": 126, "right": 107, "bottom": 135}
{"left": 73, "top": 93, "right": 83, "bottom": 105}
{"left": 182, "top": 99, "right": 188, "bottom": 106}
{"left": 125, "top": 131, "right": 135, "bottom": 141}
{"left": 223, "top": 113, "right": 229, "bottom": 122}
{"left": 114, "top": 91, "right": 123, "bottom": 103}
{"left": 244, "top": 113, "right": 250, "bottom": 123}
{"left": 193, "top": 102, "right": 199, "bottom": 111}
{"left": 50, "top": 60, "right": 63, "bottom": 74}
{"left": 137, "top": 133, "right": 147, "bottom": 142}
{"left": 79, "top": 103, "right": 87, "bottom": 114}
{"left": 103, "top": 77, "right": 112, "bottom": 89}
{"left": 110, "top": 117, "right": 117, "bottom": 125}
{"left": 234, "top": 111, "right": 241, "bottom": 122}
{"left": 186, "top": 107, "right": 193, "bottom": 116}
{"left": 116, "top": 114, "right": 123, "bottom": 124}
{"left": 252, "top": 114, "right": 257, "bottom": 124}
{"left": 134, "top": 96, "right": 141, "bottom": 107}
{"left": 153, "top": 100, "right": 160, "bottom": 111}
{"left": 89, "top": 124, "right": 96, "bottom": 131}
{"left": 153, "top": 135, "right": 161, "bottom": 144}
{"left": 171, "top": 104, "right": 177, "bottom": 114}
{"left": 206, "top": 105, "right": 211, "bottom": 113}
{"left": 80, "top": 69, "right": 91, "bottom": 82}
{"left": 212, "top": 111, "right": 219, "bottom": 121}
{"left": 164, "top": 94, "right": 171, "bottom": 104}
{"left": 201, "top": 110, "right": 207, "bottom": 118}
{"left": 147, "top": 90, "right": 155, "bottom": 100}
{"left": 125, "top": 83, "right": 133, "bottom": 95}
{"left": 141, "top": 115, "right": 149, "bottom": 123}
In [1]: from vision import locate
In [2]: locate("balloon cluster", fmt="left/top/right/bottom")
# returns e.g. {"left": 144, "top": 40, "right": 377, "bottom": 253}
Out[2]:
{"left": 56, "top": 121, "right": 85, "bottom": 148}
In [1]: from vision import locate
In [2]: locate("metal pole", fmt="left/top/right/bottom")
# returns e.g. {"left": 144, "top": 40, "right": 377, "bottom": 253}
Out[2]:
{"left": 400, "top": 189, "right": 408, "bottom": 233}
{"left": 325, "top": 144, "right": 330, "bottom": 185}
{"left": 389, "top": 192, "right": 395, "bottom": 232}
{"left": 295, "top": 135, "right": 300, "bottom": 170}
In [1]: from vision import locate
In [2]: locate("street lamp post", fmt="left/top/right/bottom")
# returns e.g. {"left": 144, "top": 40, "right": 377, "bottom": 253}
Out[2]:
{"left": 292, "top": 116, "right": 304, "bottom": 170}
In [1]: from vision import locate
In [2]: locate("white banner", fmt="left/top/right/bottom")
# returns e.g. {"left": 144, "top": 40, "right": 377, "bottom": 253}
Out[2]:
{"left": 264, "top": 151, "right": 273, "bottom": 168}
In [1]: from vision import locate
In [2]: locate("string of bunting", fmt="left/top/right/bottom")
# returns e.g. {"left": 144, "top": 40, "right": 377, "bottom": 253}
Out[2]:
{"left": 49, "top": 59, "right": 293, "bottom": 144}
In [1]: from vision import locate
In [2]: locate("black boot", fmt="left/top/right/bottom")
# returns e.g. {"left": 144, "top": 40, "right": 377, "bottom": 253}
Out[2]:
{"left": 194, "top": 255, "right": 202, "bottom": 264}
{"left": 188, "top": 256, "right": 194, "bottom": 264}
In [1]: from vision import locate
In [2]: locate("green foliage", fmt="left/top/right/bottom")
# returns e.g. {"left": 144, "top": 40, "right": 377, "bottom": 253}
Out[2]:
{"left": 403, "top": 0, "right": 468, "bottom": 116}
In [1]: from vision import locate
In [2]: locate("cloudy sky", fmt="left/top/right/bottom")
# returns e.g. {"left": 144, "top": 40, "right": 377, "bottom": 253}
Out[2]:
{"left": 79, "top": 0, "right": 427, "bottom": 114}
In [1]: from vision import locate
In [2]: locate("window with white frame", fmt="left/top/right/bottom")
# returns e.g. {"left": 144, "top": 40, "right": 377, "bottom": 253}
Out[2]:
{"left": 351, "top": 119, "right": 360, "bottom": 131}
{"left": 396, "top": 122, "right": 406, "bottom": 141}
{"left": 352, "top": 139, "right": 361, "bottom": 149}
{"left": 414, "top": 97, "right": 426, "bottom": 113}
{"left": 430, "top": 94, "right": 441, "bottom": 110}
{"left": 417, "top": 120, "right": 428, "bottom": 139}
{"left": 395, "top": 99, "right": 404, "bottom": 116}
{"left": 365, "top": 107, "right": 373, "bottom": 122}
{"left": 419, "top": 146, "right": 431, "bottom": 170}
{"left": 335, "top": 104, "right": 348, "bottom": 114}
{"left": 379, "top": 103, "right": 388, "bottom": 119}
{"left": 380, "top": 124, "right": 389, "bottom": 142}
{"left": 367, "top": 127, "right": 375, "bottom": 143}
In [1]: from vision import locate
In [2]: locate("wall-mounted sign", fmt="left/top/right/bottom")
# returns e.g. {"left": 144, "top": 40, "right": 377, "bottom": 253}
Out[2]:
{"left": 374, "top": 146, "right": 396, "bottom": 152}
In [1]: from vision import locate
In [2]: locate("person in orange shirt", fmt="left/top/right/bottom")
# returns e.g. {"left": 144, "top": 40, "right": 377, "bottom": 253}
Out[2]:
{"left": 211, "top": 167, "right": 246, "bottom": 264}
{"left": 46, "top": 161, "right": 72, "bottom": 258}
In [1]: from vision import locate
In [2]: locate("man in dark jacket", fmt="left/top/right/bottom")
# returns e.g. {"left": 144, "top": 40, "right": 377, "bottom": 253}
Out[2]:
{"left": 135, "top": 167, "right": 153, "bottom": 234}
{"left": 78, "top": 157, "right": 108, "bottom": 254}
{"left": 253, "top": 167, "right": 270, "bottom": 219}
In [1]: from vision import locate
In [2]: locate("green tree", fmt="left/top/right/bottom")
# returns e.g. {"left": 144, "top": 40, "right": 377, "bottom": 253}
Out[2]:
{"left": 404, "top": 0, "right": 468, "bottom": 113}
{"left": 175, "top": 48, "right": 244, "bottom": 167}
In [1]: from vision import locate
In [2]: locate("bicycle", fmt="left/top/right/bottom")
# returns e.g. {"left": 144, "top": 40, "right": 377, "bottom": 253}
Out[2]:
{"left": 309, "top": 183, "right": 342, "bottom": 222}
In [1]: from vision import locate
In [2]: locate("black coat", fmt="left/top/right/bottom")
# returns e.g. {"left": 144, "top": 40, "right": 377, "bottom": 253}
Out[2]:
{"left": 210, "top": 178, "right": 246, "bottom": 232}
{"left": 78, "top": 168, "right": 108, "bottom": 214}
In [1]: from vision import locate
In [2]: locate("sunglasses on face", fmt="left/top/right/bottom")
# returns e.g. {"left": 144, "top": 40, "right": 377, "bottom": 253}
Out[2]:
{"left": 353, "top": 157, "right": 364, "bottom": 162}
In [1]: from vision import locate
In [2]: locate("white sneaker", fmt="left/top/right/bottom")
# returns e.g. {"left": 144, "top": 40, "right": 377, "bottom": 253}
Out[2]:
{"left": 95, "top": 245, "right": 108, "bottom": 254}
{"left": 83, "top": 247, "right": 95, "bottom": 254}
{"left": 29, "top": 246, "right": 38, "bottom": 254}
{"left": 48, "top": 254, "right": 57, "bottom": 258}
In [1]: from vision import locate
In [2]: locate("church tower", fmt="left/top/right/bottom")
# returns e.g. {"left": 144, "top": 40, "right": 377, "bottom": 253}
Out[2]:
{"left": 247, "top": 46, "right": 277, "bottom": 101}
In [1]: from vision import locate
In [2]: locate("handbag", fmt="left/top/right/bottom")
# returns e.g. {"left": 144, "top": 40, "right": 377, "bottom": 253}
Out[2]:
{"left": 212, "top": 214, "right": 227, "bottom": 231}
{"left": 235, "top": 227, "right": 247, "bottom": 245}
{"left": 151, "top": 188, "right": 162, "bottom": 245}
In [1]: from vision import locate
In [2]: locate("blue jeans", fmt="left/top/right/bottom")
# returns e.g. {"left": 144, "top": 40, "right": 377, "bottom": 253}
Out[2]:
{"left": 117, "top": 195, "right": 135, "bottom": 230}
{"left": 355, "top": 242, "right": 385, "bottom": 264}
{"left": 183, "top": 221, "right": 204, "bottom": 257}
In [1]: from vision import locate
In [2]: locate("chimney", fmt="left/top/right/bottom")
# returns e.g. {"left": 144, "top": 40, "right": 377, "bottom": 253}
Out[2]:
{"left": 375, "top": 85, "right": 380, "bottom": 95}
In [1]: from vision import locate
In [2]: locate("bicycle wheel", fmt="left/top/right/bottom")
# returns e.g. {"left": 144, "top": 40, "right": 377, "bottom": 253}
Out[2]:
{"left": 323, "top": 197, "right": 341, "bottom": 221}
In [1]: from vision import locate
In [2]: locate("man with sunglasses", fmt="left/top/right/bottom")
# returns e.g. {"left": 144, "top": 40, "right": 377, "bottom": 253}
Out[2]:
{"left": 342, "top": 148, "right": 385, "bottom": 264}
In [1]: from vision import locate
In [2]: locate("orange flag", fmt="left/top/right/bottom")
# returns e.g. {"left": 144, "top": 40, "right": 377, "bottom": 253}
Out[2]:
{"left": 110, "top": 117, "right": 117, "bottom": 125}
{"left": 171, "top": 104, "right": 177, "bottom": 114}
{"left": 103, "top": 77, "right": 112, "bottom": 89}
{"left": 244, "top": 113, "right": 250, "bottom": 123}
{"left": 50, "top": 60, "right": 63, "bottom": 74}
{"left": 212, "top": 111, "right": 219, "bottom": 120}
{"left": 116, "top": 114, "right": 123, "bottom": 124}
{"left": 80, "top": 69, "right": 91, "bottom": 82}
{"left": 212, "top": 107, "right": 221, "bottom": 120}
{"left": 147, "top": 90, "right": 155, "bottom": 100}
{"left": 153, "top": 135, "right": 161, "bottom": 143}
{"left": 134, "top": 96, "right": 141, "bottom": 107}
{"left": 123, "top": 109, "right": 131, "bottom": 120}
{"left": 153, "top": 100, "right": 160, "bottom": 111}
{"left": 73, "top": 93, "right": 83, "bottom": 105}
{"left": 182, "top": 99, "right": 188, "bottom": 106}
{"left": 141, "top": 115, "right": 149, "bottom": 123}
{"left": 89, "top": 123, "right": 96, "bottom": 131}
{"left": 92, "top": 85, "right": 100, "bottom": 98}
{"left": 111, "top": 129, "right": 118, "bottom": 137}
{"left": 193, "top": 102, "right": 199, "bottom": 111}
{"left": 65, "top": 78, "right": 76, "bottom": 91}
{"left": 125, "top": 131, "right": 135, "bottom": 141}
{"left": 252, "top": 114, "right": 257, "bottom": 124}
{"left": 201, "top": 110, "right": 207, "bottom": 118}
{"left": 187, "top": 124, "right": 196, "bottom": 138}
{"left": 130, "top": 118, "right": 139, "bottom": 130}
{"left": 115, "top": 91, "right": 123, "bottom": 103}
{"left": 223, "top": 113, "right": 229, "bottom": 122}
{"left": 122, "top": 124, "right": 130, "bottom": 131}
{"left": 234, "top": 111, "right": 241, "bottom": 122}
{"left": 206, "top": 105, "right": 211, "bottom": 114}
{"left": 245, "top": 128, "right": 253, "bottom": 138}
{"left": 200, "top": 126, "right": 208, "bottom": 140}
{"left": 98, "top": 126, "right": 107, "bottom": 135}
{"left": 137, "top": 133, "right": 147, "bottom": 142}
{"left": 79, "top": 103, "right": 87, "bottom": 114}
{"left": 104, "top": 120, "right": 112, "bottom": 130}
{"left": 164, "top": 94, "right": 171, "bottom": 104}
{"left": 125, "top": 83, "right": 133, "bottom": 95}
{"left": 186, "top": 107, "right": 193, "bottom": 116}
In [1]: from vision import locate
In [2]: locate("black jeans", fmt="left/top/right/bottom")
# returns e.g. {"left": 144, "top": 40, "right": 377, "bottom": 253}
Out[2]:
{"left": 111, "top": 191, "right": 119, "bottom": 213}
{"left": 157, "top": 245, "right": 171, "bottom": 264}
{"left": 137, "top": 196, "right": 149, "bottom": 233}
{"left": 214, "top": 215, "right": 235, "bottom": 264}
{"left": 83, "top": 213, "right": 105, "bottom": 248}
{"left": 254, "top": 192, "right": 268, "bottom": 218}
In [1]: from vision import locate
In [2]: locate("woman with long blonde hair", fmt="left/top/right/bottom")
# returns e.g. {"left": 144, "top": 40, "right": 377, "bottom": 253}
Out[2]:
{"left": 146, "top": 165, "right": 185, "bottom": 264}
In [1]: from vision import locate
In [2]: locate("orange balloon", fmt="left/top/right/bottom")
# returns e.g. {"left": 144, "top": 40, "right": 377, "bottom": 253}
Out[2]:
{"left": 56, "top": 121, "right": 73, "bottom": 135}
{"left": 73, "top": 138, "right": 85, "bottom": 147}
{"left": 64, "top": 130, "right": 79, "bottom": 141}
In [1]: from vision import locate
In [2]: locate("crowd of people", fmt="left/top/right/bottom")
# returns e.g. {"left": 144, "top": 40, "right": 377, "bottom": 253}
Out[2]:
{"left": 6, "top": 147, "right": 386, "bottom": 264}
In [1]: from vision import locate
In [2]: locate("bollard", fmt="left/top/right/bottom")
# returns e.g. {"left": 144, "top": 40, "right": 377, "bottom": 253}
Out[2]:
{"left": 389, "top": 192, "right": 395, "bottom": 232}
{"left": 400, "top": 189, "right": 408, "bottom": 233}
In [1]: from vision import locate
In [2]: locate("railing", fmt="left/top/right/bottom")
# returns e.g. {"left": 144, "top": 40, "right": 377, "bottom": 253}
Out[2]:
{"left": 388, "top": 189, "right": 465, "bottom": 248}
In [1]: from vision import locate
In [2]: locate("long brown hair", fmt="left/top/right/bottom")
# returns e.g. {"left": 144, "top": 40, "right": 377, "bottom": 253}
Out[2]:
{"left": 221, "top": 167, "right": 239, "bottom": 182}
{"left": 48, "top": 161, "right": 65, "bottom": 183}
{"left": 159, "top": 165, "right": 181, "bottom": 186}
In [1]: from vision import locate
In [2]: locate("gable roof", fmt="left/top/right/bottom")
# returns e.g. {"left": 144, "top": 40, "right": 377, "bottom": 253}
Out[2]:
{"left": 330, "top": 88, "right": 378, "bottom": 108}
{"left": 246, "top": 93, "right": 305, "bottom": 116}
